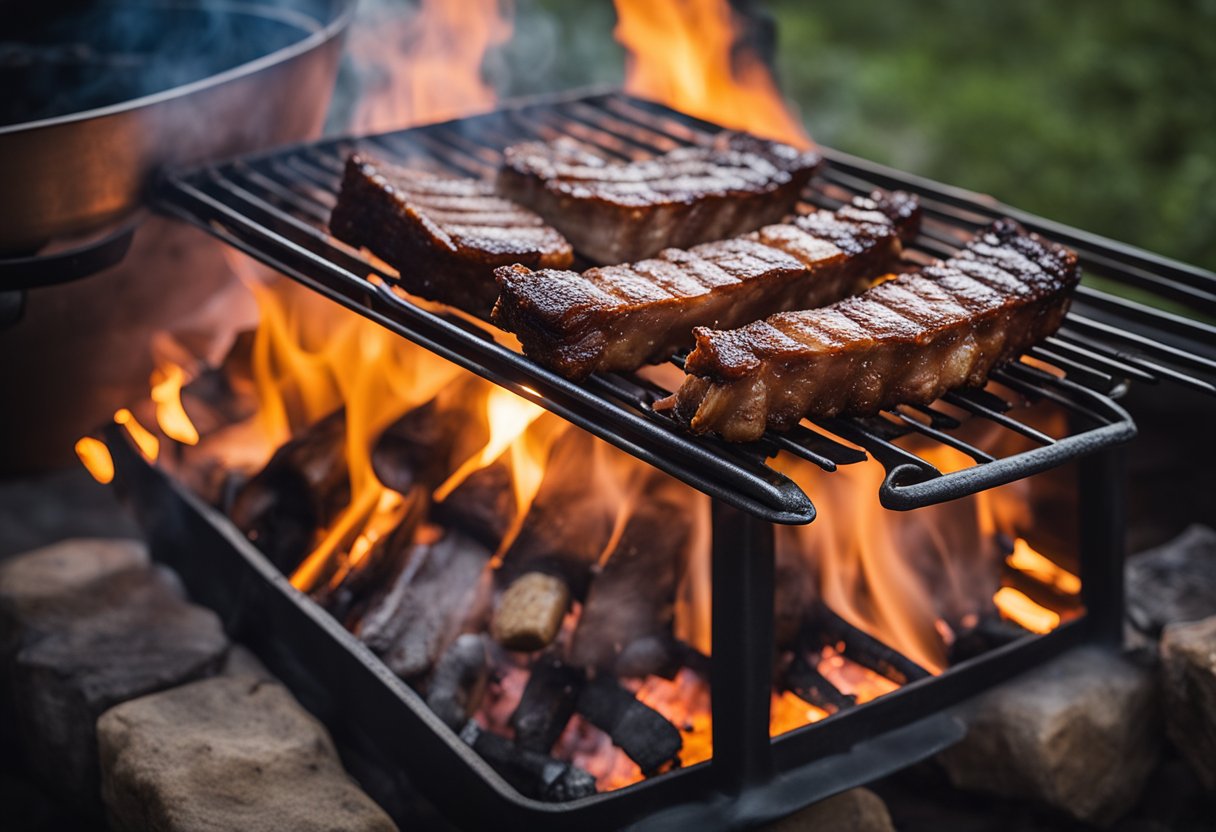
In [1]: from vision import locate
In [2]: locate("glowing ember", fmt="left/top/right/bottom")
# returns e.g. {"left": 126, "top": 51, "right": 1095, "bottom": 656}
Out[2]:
{"left": 1006, "top": 538, "right": 1081, "bottom": 596}
{"left": 994, "top": 586, "right": 1061, "bottom": 634}
{"left": 75, "top": 437, "right": 114, "bottom": 484}
{"left": 614, "top": 0, "right": 810, "bottom": 147}
{"left": 770, "top": 691, "right": 829, "bottom": 737}
{"left": 150, "top": 363, "right": 199, "bottom": 446}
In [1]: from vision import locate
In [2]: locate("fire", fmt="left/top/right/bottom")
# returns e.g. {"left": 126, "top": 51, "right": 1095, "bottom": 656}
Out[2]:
{"left": 433, "top": 389, "right": 545, "bottom": 502}
{"left": 1007, "top": 538, "right": 1081, "bottom": 596}
{"left": 114, "top": 408, "right": 159, "bottom": 462}
{"left": 75, "top": 437, "right": 115, "bottom": 484}
{"left": 150, "top": 363, "right": 199, "bottom": 446}
{"left": 614, "top": 0, "right": 810, "bottom": 147}
{"left": 348, "top": 0, "right": 512, "bottom": 133}
{"left": 993, "top": 587, "right": 1060, "bottom": 634}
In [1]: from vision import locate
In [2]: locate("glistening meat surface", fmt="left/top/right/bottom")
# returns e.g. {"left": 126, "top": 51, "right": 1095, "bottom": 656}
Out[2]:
{"left": 330, "top": 155, "right": 573, "bottom": 318}
{"left": 492, "top": 191, "right": 921, "bottom": 381}
{"left": 497, "top": 132, "right": 822, "bottom": 264}
{"left": 656, "top": 220, "right": 1080, "bottom": 442}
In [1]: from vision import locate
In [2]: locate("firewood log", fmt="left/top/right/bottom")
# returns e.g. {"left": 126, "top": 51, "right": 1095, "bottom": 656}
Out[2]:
{"left": 357, "top": 530, "right": 491, "bottom": 680}
{"left": 569, "top": 476, "right": 689, "bottom": 675}
{"left": 228, "top": 409, "right": 349, "bottom": 573}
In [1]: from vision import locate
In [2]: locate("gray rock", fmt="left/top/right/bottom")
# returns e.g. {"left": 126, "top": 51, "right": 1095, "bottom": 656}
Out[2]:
{"left": 1127, "top": 525, "right": 1216, "bottom": 636}
{"left": 3, "top": 547, "right": 227, "bottom": 812}
{"left": 222, "top": 644, "right": 275, "bottom": 682}
{"left": 938, "top": 647, "right": 1161, "bottom": 827}
{"left": 99, "top": 674, "right": 398, "bottom": 832}
{"left": 763, "top": 788, "right": 895, "bottom": 832}
{"left": 1160, "top": 615, "right": 1216, "bottom": 792}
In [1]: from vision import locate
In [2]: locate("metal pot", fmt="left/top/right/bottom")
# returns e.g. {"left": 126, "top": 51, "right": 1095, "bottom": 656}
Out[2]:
{"left": 0, "top": 0, "right": 355, "bottom": 257}
{"left": 0, "top": 0, "right": 354, "bottom": 473}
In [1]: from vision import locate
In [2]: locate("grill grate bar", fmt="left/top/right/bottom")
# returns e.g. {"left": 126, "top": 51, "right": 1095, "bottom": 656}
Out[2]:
{"left": 151, "top": 92, "right": 1174, "bottom": 520}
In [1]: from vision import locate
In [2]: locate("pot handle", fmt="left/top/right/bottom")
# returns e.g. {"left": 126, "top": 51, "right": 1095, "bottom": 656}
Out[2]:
{"left": 0, "top": 218, "right": 139, "bottom": 291}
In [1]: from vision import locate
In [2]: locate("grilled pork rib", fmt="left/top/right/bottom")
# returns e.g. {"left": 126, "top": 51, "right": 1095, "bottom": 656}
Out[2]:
{"left": 330, "top": 155, "right": 573, "bottom": 318}
{"left": 497, "top": 132, "right": 822, "bottom": 264}
{"left": 656, "top": 220, "right": 1080, "bottom": 442}
{"left": 491, "top": 191, "right": 920, "bottom": 381}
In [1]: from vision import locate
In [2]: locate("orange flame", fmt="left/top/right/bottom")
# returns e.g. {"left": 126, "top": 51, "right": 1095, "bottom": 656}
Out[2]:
{"left": 993, "top": 586, "right": 1060, "bottom": 634}
{"left": 150, "top": 363, "right": 199, "bottom": 446}
{"left": 1007, "top": 538, "right": 1081, "bottom": 596}
{"left": 75, "top": 437, "right": 115, "bottom": 484}
{"left": 114, "top": 408, "right": 159, "bottom": 462}
{"left": 614, "top": 0, "right": 810, "bottom": 147}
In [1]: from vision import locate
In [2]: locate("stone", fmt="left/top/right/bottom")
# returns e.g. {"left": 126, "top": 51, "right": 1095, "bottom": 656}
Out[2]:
{"left": 1127, "top": 525, "right": 1216, "bottom": 636}
{"left": 3, "top": 548, "right": 228, "bottom": 811}
{"left": 98, "top": 675, "right": 398, "bottom": 832}
{"left": 0, "top": 537, "right": 147, "bottom": 622}
{"left": 763, "top": 788, "right": 895, "bottom": 832}
{"left": 1160, "top": 615, "right": 1216, "bottom": 792}
{"left": 937, "top": 646, "right": 1161, "bottom": 827}
{"left": 222, "top": 643, "right": 275, "bottom": 682}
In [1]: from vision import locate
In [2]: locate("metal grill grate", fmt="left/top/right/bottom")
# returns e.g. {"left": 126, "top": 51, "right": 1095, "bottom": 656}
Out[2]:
{"left": 154, "top": 92, "right": 1216, "bottom": 522}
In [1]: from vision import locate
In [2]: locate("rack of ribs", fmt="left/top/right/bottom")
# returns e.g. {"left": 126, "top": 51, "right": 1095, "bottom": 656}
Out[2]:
{"left": 492, "top": 191, "right": 921, "bottom": 381}
{"left": 330, "top": 155, "right": 573, "bottom": 318}
{"left": 655, "top": 220, "right": 1080, "bottom": 442}
{"left": 497, "top": 132, "right": 822, "bottom": 264}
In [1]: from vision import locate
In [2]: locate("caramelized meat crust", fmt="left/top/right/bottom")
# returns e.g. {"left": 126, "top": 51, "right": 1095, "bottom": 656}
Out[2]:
{"left": 330, "top": 155, "right": 573, "bottom": 318}
{"left": 497, "top": 132, "right": 823, "bottom": 264}
{"left": 656, "top": 220, "right": 1080, "bottom": 442}
{"left": 492, "top": 191, "right": 921, "bottom": 380}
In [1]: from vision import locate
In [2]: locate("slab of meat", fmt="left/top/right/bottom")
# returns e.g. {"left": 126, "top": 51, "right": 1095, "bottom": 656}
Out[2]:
{"left": 656, "top": 220, "right": 1080, "bottom": 442}
{"left": 497, "top": 132, "right": 822, "bottom": 264}
{"left": 491, "top": 191, "right": 921, "bottom": 381}
{"left": 330, "top": 155, "right": 573, "bottom": 318}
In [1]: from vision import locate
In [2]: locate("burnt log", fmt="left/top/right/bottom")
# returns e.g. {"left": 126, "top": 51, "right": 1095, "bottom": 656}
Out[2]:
{"left": 511, "top": 654, "right": 585, "bottom": 754}
{"left": 614, "top": 634, "right": 710, "bottom": 680}
{"left": 569, "top": 478, "right": 689, "bottom": 674}
{"left": 357, "top": 531, "right": 491, "bottom": 680}
{"left": 459, "top": 721, "right": 597, "bottom": 802}
{"left": 432, "top": 459, "right": 517, "bottom": 550}
{"left": 228, "top": 409, "right": 349, "bottom": 574}
{"left": 784, "top": 650, "right": 856, "bottom": 714}
{"left": 490, "top": 431, "right": 625, "bottom": 651}
{"left": 808, "top": 605, "right": 932, "bottom": 686}
{"left": 575, "top": 675, "right": 683, "bottom": 775}
{"left": 774, "top": 527, "right": 815, "bottom": 649}
{"left": 371, "top": 381, "right": 490, "bottom": 495}
{"left": 947, "top": 614, "right": 1034, "bottom": 665}
{"left": 425, "top": 633, "right": 489, "bottom": 730}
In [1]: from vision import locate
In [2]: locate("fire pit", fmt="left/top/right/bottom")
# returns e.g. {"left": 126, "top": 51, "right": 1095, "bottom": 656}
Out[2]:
{"left": 80, "top": 90, "right": 1211, "bottom": 830}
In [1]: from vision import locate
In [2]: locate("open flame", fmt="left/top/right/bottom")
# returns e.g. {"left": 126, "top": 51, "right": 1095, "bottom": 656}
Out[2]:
{"left": 72, "top": 0, "right": 1090, "bottom": 797}
{"left": 614, "top": 0, "right": 810, "bottom": 147}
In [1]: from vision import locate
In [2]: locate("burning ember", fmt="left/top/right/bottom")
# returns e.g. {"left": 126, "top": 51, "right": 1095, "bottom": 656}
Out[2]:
{"left": 74, "top": 0, "right": 1086, "bottom": 800}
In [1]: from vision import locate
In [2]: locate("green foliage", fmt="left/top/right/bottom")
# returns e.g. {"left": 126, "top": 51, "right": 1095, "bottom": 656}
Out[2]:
{"left": 768, "top": 0, "right": 1216, "bottom": 269}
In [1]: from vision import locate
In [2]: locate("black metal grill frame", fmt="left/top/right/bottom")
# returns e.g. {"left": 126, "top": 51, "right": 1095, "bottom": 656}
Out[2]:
{"left": 153, "top": 92, "right": 1215, "bottom": 524}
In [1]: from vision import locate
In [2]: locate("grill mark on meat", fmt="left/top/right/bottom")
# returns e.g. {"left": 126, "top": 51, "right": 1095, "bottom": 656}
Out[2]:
{"left": 491, "top": 190, "right": 921, "bottom": 381}
{"left": 497, "top": 132, "right": 823, "bottom": 263}
{"left": 329, "top": 154, "right": 573, "bottom": 318}
{"left": 656, "top": 220, "right": 1080, "bottom": 442}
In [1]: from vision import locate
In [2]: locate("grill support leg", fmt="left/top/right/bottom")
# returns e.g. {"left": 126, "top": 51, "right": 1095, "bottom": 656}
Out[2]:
{"left": 1078, "top": 445, "right": 1126, "bottom": 643}
{"left": 710, "top": 500, "right": 775, "bottom": 791}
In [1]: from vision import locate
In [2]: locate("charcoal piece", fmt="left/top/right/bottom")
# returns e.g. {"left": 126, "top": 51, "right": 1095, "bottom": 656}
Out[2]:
{"left": 774, "top": 527, "right": 815, "bottom": 649}
{"left": 358, "top": 531, "right": 491, "bottom": 680}
{"left": 947, "top": 614, "right": 1034, "bottom": 665}
{"left": 575, "top": 676, "right": 683, "bottom": 775}
{"left": 492, "top": 571, "right": 570, "bottom": 652}
{"left": 459, "top": 722, "right": 596, "bottom": 802}
{"left": 371, "top": 387, "right": 492, "bottom": 495}
{"left": 510, "top": 654, "right": 584, "bottom": 754}
{"left": 808, "top": 605, "right": 932, "bottom": 685}
{"left": 569, "top": 482, "right": 688, "bottom": 673}
{"left": 433, "top": 459, "right": 517, "bottom": 550}
{"left": 228, "top": 409, "right": 348, "bottom": 574}
{"left": 1127, "top": 525, "right": 1216, "bottom": 636}
{"left": 614, "top": 635, "right": 712, "bottom": 680}
{"left": 785, "top": 650, "right": 856, "bottom": 714}
{"left": 425, "top": 634, "right": 489, "bottom": 731}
